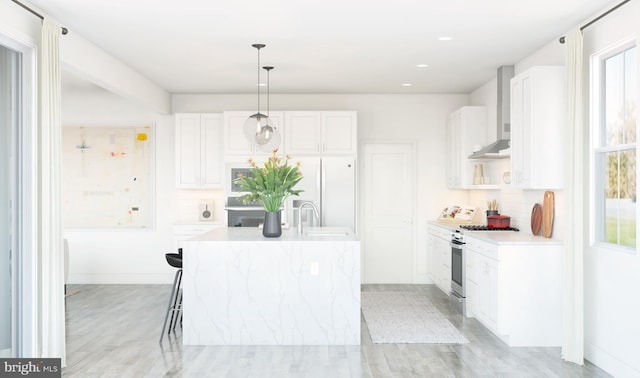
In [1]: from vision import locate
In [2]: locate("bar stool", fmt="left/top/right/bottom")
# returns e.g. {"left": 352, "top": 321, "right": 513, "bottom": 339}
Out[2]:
{"left": 160, "top": 249, "right": 182, "bottom": 342}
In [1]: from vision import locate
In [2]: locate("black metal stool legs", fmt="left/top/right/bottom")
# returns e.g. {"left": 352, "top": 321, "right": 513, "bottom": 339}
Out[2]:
{"left": 160, "top": 268, "right": 182, "bottom": 342}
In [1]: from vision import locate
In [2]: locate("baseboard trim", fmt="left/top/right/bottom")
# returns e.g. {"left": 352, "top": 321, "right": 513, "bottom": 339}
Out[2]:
{"left": 585, "top": 341, "right": 640, "bottom": 378}
{"left": 67, "top": 273, "right": 174, "bottom": 284}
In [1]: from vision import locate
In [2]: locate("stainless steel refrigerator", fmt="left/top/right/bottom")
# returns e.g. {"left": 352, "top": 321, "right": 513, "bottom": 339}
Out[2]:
{"left": 285, "top": 156, "right": 356, "bottom": 231}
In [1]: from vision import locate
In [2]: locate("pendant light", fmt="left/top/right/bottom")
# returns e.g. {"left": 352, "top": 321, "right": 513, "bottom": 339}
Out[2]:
{"left": 243, "top": 44, "right": 273, "bottom": 144}
{"left": 256, "top": 66, "right": 281, "bottom": 151}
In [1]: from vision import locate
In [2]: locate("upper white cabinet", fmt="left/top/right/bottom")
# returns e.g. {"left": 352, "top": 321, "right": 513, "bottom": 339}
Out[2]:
{"left": 175, "top": 113, "right": 223, "bottom": 188}
{"left": 223, "top": 111, "right": 285, "bottom": 156}
{"left": 510, "top": 66, "right": 565, "bottom": 189}
{"left": 446, "top": 106, "right": 488, "bottom": 189}
{"left": 285, "top": 111, "right": 357, "bottom": 155}
{"left": 284, "top": 111, "right": 321, "bottom": 154}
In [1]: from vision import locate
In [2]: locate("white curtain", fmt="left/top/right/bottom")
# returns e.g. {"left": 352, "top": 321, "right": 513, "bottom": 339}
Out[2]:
{"left": 562, "top": 29, "right": 584, "bottom": 365}
{"left": 39, "top": 18, "right": 65, "bottom": 365}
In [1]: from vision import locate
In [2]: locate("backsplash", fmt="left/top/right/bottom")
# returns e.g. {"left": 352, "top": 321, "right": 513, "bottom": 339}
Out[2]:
{"left": 468, "top": 189, "right": 564, "bottom": 240}
{"left": 175, "top": 189, "right": 225, "bottom": 224}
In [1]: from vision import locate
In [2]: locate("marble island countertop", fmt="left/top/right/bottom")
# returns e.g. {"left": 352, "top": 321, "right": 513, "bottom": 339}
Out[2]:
{"left": 181, "top": 225, "right": 361, "bottom": 346}
{"left": 190, "top": 226, "right": 358, "bottom": 242}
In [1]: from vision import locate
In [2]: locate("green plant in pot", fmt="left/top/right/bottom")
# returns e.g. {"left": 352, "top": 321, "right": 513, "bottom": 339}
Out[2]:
{"left": 234, "top": 149, "right": 303, "bottom": 237}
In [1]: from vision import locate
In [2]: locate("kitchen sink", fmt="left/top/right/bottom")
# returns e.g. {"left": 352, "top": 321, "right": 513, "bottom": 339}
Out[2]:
{"left": 304, "top": 231, "right": 350, "bottom": 237}
{"left": 303, "top": 227, "right": 352, "bottom": 237}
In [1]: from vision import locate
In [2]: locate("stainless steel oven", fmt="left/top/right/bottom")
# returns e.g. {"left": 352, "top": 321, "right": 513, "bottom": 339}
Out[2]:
{"left": 225, "top": 197, "right": 265, "bottom": 227}
{"left": 450, "top": 229, "right": 466, "bottom": 316}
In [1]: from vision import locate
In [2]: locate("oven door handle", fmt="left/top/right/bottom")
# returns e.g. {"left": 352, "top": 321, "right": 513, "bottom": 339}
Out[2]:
{"left": 450, "top": 240, "right": 465, "bottom": 249}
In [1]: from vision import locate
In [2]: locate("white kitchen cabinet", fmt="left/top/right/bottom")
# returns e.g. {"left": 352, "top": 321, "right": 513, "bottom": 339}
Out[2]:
{"left": 478, "top": 252, "right": 500, "bottom": 332}
{"left": 427, "top": 223, "right": 452, "bottom": 294}
{"left": 464, "top": 248, "right": 479, "bottom": 318}
{"left": 223, "top": 111, "right": 285, "bottom": 156}
{"left": 284, "top": 111, "right": 357, "bottom": 155}
{"left": 510, "top": 66, "right": 565, "bottom": 189}
{"left": 175, "top": 113, "right": 223, "bottom": 188}
{"left": 446, "top": 106, "right": 488, "bottom": 189}
{"left": 465, "top": 238, "right": 500, "bottom": 330}
{"left": 464, "top": 233, "right": 562, "bottom": 346}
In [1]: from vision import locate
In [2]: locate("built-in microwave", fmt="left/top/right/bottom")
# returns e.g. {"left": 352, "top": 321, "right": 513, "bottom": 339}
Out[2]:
{"left": 229, "top": 167, "right": 253, "bottom": 193}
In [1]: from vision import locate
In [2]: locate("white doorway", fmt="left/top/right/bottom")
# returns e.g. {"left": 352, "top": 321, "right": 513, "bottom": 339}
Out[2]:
{"left": 0, "top": 30, "right": 38, "bottom": 358}
{"left": 0, "top": 40, "right": 20, "bottom": 359}
{"left": 362, "top": 142, "right": 415, "bottom": 283}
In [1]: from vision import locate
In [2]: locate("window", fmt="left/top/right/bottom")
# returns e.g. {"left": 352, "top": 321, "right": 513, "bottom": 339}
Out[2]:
{"left": 594, "top": 45, "right": 637, "bottom": 249}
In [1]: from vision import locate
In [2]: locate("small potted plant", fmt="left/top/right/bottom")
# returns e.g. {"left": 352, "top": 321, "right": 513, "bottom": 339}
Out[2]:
{"left": 234, "top": 149, "right": 303, "bottom": 237}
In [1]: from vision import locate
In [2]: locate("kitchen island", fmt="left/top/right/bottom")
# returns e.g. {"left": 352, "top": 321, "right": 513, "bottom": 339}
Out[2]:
{"left": 181, "top": 227, "right": 361, "bottom": 345}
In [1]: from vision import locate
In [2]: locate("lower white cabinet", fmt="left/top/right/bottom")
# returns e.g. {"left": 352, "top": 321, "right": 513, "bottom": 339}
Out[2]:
{"left": 464, "top": 234, "right": 562, "bottom": 346}
{"left": 427, "top": 224, "right": 452, "bottom": 294}
{"left": 477, "top": 253, "right": 500, "bottom": 332}
{"left": 464, "top": 249, "right": 479, "bottom": 318}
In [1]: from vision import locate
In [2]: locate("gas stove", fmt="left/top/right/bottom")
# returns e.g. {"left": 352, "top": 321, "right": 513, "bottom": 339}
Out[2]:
{"left": 459, "top": 225, "right": 520, "bottom": 232}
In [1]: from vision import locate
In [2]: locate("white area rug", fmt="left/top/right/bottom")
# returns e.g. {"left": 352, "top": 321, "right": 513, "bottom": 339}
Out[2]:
{"left": 361, "top": 291, "right": 469, "bottom": 344}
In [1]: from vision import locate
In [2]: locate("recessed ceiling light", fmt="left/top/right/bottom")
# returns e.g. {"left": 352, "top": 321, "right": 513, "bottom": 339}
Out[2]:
{"left": 258, "top": 83, "right": 267, "bottom": 87}
{"left": 438, "top": 37, "right": 453, "bottom": 41}
{"left": 401, "top": 83, "right": 412, "bottom": 87}
{"left": 416, "top": 64, "right": 429, "bottom": 68}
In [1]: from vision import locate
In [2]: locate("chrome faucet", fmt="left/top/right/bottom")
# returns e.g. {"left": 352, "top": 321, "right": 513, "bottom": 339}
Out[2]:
{"left": 297, "top": 201, "right": 319, "bottom": 234}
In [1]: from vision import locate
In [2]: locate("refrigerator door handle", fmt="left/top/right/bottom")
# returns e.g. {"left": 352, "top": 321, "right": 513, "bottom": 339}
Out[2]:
{"left": 319, "top": 159, "right": 325, "bottom": 227}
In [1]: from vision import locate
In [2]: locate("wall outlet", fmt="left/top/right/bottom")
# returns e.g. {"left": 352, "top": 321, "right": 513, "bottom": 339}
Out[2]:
{"left": 310, "top": 262, "right": 319, "bottom": 276}
{"left": 198, "top": 200, "right": 214, "bottom": 221}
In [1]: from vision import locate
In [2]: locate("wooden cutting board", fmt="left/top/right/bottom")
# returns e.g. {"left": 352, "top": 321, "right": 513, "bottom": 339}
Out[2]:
{"left": 541, "top": 191, "right": 554, "bottom": 238}
{"left": 530, "top": 203, "right": 542, "bottom": 235}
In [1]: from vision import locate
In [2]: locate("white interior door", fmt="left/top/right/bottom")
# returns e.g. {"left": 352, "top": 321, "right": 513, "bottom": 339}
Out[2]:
{"left": 362, "top": 143, "right": 415, "bottom": 283}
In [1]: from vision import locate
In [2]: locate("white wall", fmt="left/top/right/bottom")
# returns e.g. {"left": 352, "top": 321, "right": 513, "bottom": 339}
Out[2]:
{"left": 61, "top": 33, "right": 171, "bottom": 114}
{"left": 0, "top": 2, "right": 41, "bottom": 45}
{"left": 62, "top": 91, "right": 468, "bottom": 284}
{"left": 62, "top": 85, "right": 179, "bottom": 283}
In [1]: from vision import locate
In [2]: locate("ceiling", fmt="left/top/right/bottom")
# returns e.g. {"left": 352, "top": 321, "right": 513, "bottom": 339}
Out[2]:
{"left": 25, "top": 0, "right": 617, "bottom": 95}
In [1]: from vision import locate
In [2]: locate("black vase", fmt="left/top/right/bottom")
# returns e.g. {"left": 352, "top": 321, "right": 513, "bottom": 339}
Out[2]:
{"left": 262, "top": 211, "right": 282, "bottom": 237}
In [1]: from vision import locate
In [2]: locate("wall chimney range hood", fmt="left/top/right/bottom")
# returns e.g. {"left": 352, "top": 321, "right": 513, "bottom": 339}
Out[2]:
{"left": 468, "top": 65, "right": 514, "bottom": 159}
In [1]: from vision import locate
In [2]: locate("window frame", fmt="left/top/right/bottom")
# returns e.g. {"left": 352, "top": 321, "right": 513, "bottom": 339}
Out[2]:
{"left": 590, "top": 38, "right": 638, "bottom": 253}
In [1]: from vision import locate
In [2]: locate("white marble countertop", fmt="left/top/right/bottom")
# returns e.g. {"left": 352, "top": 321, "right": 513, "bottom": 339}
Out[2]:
{"left": 428, "top": 220, "right": 562, "bottom": 245}
{"left": 189, "top": 226, "right": 359, "bottom": 242}
{"left": 464, "top": 231, "right": 563, "bottom": 245}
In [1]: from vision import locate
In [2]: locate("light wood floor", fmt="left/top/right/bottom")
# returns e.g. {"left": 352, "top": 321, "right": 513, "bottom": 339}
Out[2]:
{"left": 63, "top": 284, "right": 610, "bottom": 377}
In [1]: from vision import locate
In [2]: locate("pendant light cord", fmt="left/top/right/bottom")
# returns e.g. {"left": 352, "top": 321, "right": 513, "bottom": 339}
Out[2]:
{"left": 251, "top": 44, "right": 266, "bottom": 115}
{"left": 257, "top": 46, "right": 260, "bottom": 115}
{"left": 264, "top": 66, "right": 273, "bottom": 118}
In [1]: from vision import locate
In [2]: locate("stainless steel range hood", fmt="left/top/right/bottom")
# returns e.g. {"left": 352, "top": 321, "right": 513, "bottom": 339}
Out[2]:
{"left": 468, "top": 65, "right": 514, "bottom": 159}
